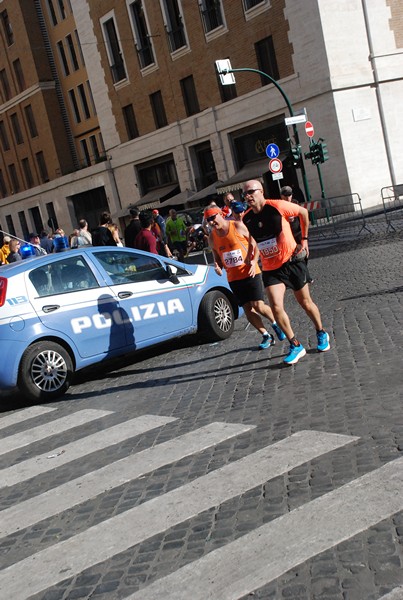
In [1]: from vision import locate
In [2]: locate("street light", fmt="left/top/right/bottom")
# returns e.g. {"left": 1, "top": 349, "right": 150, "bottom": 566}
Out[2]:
{"left": 216, "top": 60, "right": 311, "bottom": 202}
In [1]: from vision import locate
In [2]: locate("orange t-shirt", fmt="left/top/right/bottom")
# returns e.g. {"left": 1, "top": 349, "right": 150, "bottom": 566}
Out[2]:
{"left": 243, "top": 200, "right": 300, "bottom": 271}
{"left": 211, "top": 221, "right": 261, "bottom": 282}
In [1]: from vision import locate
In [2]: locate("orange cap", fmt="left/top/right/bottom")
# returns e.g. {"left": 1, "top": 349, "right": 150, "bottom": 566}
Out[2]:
{"left": 204, "top": 206, "right": 221, "bottom": 219}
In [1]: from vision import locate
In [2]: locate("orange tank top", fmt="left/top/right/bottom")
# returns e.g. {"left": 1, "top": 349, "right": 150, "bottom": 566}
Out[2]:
{"left": 211, "top": 221, "right": 261, "bottom": 282}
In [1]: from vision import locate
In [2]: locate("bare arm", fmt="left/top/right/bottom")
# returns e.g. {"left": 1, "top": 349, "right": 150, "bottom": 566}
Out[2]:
{"left": 296, "top": 206, "right": 310, "bottom": 254}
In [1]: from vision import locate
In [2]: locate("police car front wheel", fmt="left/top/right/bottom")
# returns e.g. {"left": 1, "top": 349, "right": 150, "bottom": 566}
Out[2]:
{"left": 18, "top": 341, "right": 73, "bottom": 401}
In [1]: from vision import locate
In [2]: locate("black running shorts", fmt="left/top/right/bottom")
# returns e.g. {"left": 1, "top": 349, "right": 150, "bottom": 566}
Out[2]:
{"left": 262, "top": 260, "right": 311, "bottom": 291}
{"left": 229, "top": 274, "right": 265, "bottom": 306}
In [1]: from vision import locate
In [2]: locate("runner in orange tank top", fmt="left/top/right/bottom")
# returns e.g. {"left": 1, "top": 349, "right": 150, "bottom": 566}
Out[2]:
{"left": 205, "top": 205, "right": 286, "bottom": 349}
{"left": 242, "top": 180, "right": 330, "bottom": 365}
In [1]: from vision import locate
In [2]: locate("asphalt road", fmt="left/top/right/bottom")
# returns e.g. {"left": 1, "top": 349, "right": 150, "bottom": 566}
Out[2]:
{"left": 0, "top": 228, "right": 402, "bottom": 600}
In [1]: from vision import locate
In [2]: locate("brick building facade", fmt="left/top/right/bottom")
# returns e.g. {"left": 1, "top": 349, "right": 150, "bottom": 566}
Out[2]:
{"left": 0, "top": 0, "right": 402, "bottom": 239}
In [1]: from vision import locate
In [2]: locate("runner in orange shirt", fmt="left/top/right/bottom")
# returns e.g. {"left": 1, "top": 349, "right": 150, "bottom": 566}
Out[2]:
{"left": 205, "top": 206, "right": 285, "bottom": 349}
{"left": 242, "top": 180, "right": 330, "bottom": 365}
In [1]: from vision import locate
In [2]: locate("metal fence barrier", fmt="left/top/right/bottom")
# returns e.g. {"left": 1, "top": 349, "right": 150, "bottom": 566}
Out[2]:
{"left": 304, "top": 193, "right": 373, "bottom": 238}
{"left": 381, "top": 184, "right": 403, "bottom": 232}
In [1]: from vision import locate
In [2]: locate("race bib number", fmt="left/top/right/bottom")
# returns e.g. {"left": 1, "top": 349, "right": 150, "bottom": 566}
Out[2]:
{"left": 258, "top": 237, "right": 279, "bottom": 258}
{"left": 223, "top": 249, "right": 244, "bottom": 268}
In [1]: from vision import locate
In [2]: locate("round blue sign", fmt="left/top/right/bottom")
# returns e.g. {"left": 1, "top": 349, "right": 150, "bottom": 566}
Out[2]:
{"left": 265, "top": 143, "right": 280, "bottom": 159}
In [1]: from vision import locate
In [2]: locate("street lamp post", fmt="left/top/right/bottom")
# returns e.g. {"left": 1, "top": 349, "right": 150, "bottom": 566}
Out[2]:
{"left": 217, "top": 64, "right": 311, "bottom": 202}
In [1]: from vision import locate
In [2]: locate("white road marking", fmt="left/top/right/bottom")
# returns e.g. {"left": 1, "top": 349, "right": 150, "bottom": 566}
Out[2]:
{"left": 0, "top": 409, "right": 113, "bottom": 456}
{"left": 0, "top": 430, "right": 357, "bottom": 600}
{"left": 0, "top": 414, "right": 176, "bottom": 488}
{"left": 127, "top": 457, "right": 403, "bottom": 600}
{"left": 0, "top": 422, "right": 254, "bottom": 537}
{"left": 0, "top": 405, "right": 57, "bottom": 431}
{"left": 378, "top": 587, "right": 403, "bottom": 600}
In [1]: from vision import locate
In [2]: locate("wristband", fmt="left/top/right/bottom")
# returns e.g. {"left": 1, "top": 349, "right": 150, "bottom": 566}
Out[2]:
{"left": 302, "top": 237, "right": 308, "bottom": 240}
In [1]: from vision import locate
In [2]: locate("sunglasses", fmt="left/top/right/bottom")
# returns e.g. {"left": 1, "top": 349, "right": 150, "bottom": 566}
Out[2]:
{"left": 242, "top": 188, "right": 262, "bottom": 198}
{"left": 207, "top": 215, "right": 217, "bottom": 223}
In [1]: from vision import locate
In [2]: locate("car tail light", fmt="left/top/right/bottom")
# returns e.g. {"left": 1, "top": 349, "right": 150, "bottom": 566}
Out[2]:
{"left": 0, "top": 277, "right": 7, "bottom": 307}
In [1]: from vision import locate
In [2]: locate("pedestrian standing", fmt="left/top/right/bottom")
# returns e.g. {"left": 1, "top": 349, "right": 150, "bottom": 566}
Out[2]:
{"left": 242, "top": 180, "right": 330, "bottom": 364}
{"left": 124, "top": 209, "right": 142, "bottom": 248}
{"left": 165, "top": 209, "right": 188, "bottom": 261}
{"left": 91, "top": 212, "right": 117, "bottom": 246}
{"left": 134, "top": 211, "right": 159, "bottom": 254}
{"left": 7, "top": 239, "right": 22, "bottom": 263}
{"left": 205, "top": 206, "right": 285, "bottom": 349}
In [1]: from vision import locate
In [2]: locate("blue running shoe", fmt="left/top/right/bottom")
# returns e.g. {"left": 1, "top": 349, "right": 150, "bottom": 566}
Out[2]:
{"left": 272, "top": 322, "right": 286, "bottom": 341}
{"left": 317, "top": 330, "right": 330, "bottom": 352}
{"left": 259, "top": 333, "right": 274, "bottom": 349}
{"left": 283, "top": 344, "right": 306, "bottom": 365}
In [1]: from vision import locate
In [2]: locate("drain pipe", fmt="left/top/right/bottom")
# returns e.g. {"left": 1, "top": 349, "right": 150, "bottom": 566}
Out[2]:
{"left": 361, "top": 0, "right": 396, "bottom": 187}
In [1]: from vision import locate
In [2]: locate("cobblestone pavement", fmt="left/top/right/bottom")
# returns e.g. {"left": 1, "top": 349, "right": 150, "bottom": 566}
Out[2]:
{"left": 0, "top": 229, "right": 402, "bottom": 600}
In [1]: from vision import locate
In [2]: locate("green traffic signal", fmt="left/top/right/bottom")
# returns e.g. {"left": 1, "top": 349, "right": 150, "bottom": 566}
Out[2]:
{"left": 290, "top": 144, "right": 301, "bottom": 167}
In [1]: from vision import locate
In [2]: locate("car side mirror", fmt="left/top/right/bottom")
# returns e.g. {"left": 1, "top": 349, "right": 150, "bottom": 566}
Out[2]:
{"left": 166, "top": 264, "right": 180, "bottom": 284}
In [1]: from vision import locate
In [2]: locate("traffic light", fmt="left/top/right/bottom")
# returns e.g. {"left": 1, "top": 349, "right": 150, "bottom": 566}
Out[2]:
{"left": 305, "top": 142, "right": 320, "bottom": 165}
{"left": 290, "top": 144, "right": 302, "bottom": 168}
{"left": 318, "top": 139, "right": 329, "bottom": 163}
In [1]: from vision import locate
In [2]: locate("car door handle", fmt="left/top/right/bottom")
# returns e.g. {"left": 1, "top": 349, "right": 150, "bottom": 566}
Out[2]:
{"left": 118, "top": 291, "right": 133, "bottom": 299}
{"left": 42, "top": 305, "right": 60, "bottom": 313}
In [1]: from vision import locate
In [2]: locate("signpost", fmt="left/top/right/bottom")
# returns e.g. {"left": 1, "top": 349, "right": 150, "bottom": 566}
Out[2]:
{"left": 305, "top": 121, "right": 314, "bottom": 138}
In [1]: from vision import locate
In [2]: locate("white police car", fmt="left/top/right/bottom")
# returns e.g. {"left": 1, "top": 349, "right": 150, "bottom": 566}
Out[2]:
{"left": 0, "top": 247, "right": 239, "bottom": 401}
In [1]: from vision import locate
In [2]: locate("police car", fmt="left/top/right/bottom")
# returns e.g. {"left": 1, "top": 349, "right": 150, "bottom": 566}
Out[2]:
{"left": 0, "top": 247, "right": 239, "bottom": 401}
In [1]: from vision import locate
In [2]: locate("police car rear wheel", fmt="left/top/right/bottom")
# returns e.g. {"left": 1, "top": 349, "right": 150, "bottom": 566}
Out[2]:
{"left": 198, "top": 291, "right": 234, "bottom": 341}
{"left": 18, "top": 342, "right": 73, "bottom": 401}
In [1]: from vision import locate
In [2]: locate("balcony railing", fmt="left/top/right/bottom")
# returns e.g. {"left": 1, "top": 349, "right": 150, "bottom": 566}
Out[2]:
{"left": 111, "top": 59, "right": 126, "bottom": 83}
{"left": 137, "top": 43, "right": 154, "bottom": 69}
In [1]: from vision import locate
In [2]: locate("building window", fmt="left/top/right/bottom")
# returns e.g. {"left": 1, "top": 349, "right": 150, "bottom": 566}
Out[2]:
{"left": 80, "top": 139, "right": 91, "bottom": 166}
{"left": 150, "top": 91, "right": 168, "bottom": 129}
{"left": 138, "top": 157, "right": 177, "bottom": 191}
{"left": 6, "top": 215, "right": 16, "bottom": 237}
{"left": 122, "top": 104, "right": 139, "bottom": 140}
{"left": 9, "top": 164, "right": 20, "bottom": 193}
{"left": 0, "top": 170, "right": 7, "bottom": 197}
{"left": 10, "top": 113, "right": 24, "bottom": 145}
{"left": 24, "top": 105, "right": 38, "bottom": 138}
{"left": 66, "top": 34, "right": 79, "bottom": 71}
{"left": 22, "top": 158, "right": 34, "bottom": 188}
{"left": 13, "top": 59, "right": 26, "bottom": 93}
{"left": 18, "top": 211, "right": 29, "bottom": 240}
{"left": 0, "top": 69, "right": 11, "bottom": 101}
{"left": 75, "top": 30, "right": 85, "bottom": 66}
{"left": 129, "top": 1, "right": 155, "bottom": 69}
{"left": 46, "top": 202, "right": 58, "bottom": 230}
{"left": 180, "top": 75, "right": 200, "bottom": 117}
{"left": 68, "top": 89, "right": 81, "bottom": 123}
{"left": 199, "top": 0, "right": 223, "bottom": 33}
{"left": 36, "top": 151, "right": 49, "bottom": 183}
{"left": 57, "top": 40, "right": 70, "bottom": 76}
{"left": 89, "top": 135, "right": 100, "bottom": 161}
{"left": 0, "top": 121, "right": 10, "bottom": 151}
{"left": 77, "top": 84, "right": 91, "bottom": 119}
{"left": 160, "top": 0, "right": 187, "bottom": 52}
{"left": 1, "top": 10, "right": 14, "bottom": 46}
{"left": 102, "top": 16, "right": 127, "bottom": 83}
{"left": 86, "top": 81, "right": 96, "bottom": 115}
{"left": 57, "top": 0, "right": 67, "bottom": 20}
{"left": 255, "top": 36, "right": 279, "bottom": 84}
{"left": 193, "top": 141, "right": 217, "bottom": 189}
{"left": 47, "top": 0, "right": 58, "bottom": 26}
{"left": 243, "top": 0, "right": 265, "bottom": 9}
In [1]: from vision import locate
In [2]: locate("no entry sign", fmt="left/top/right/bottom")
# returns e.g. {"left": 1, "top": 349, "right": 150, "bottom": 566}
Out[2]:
{"left": 305, "top": 121, "right": 314, "bottom": 138}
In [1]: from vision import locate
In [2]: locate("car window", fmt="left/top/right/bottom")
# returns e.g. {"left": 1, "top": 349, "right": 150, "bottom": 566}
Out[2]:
{"left": 29, "top": 257, "right": 99, "bottom": 296}
{"left": 94, "top": 250, "right": 167, "bottom": 284}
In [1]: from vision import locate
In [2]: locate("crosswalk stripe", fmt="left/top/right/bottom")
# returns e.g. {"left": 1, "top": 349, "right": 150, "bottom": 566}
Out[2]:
{"left": 126, "top": 457, "right": 403, "bottom": 600}
{"left": 0, "top": 414, "right": 176, "bottom": 488}
{"left": 378, "top": 587, "right": 403, "bottom": 600}
{"left": 0, "top": 409, "right": 113, "bottom": 457}
{"left": 0, "top": 405, "right": 57, "bottom": 431}
{"left": 0, "top": 430, "right": 357, "bottom": 600}
{"left": 0, "top": 422, "right": 254, "bottom": 538}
